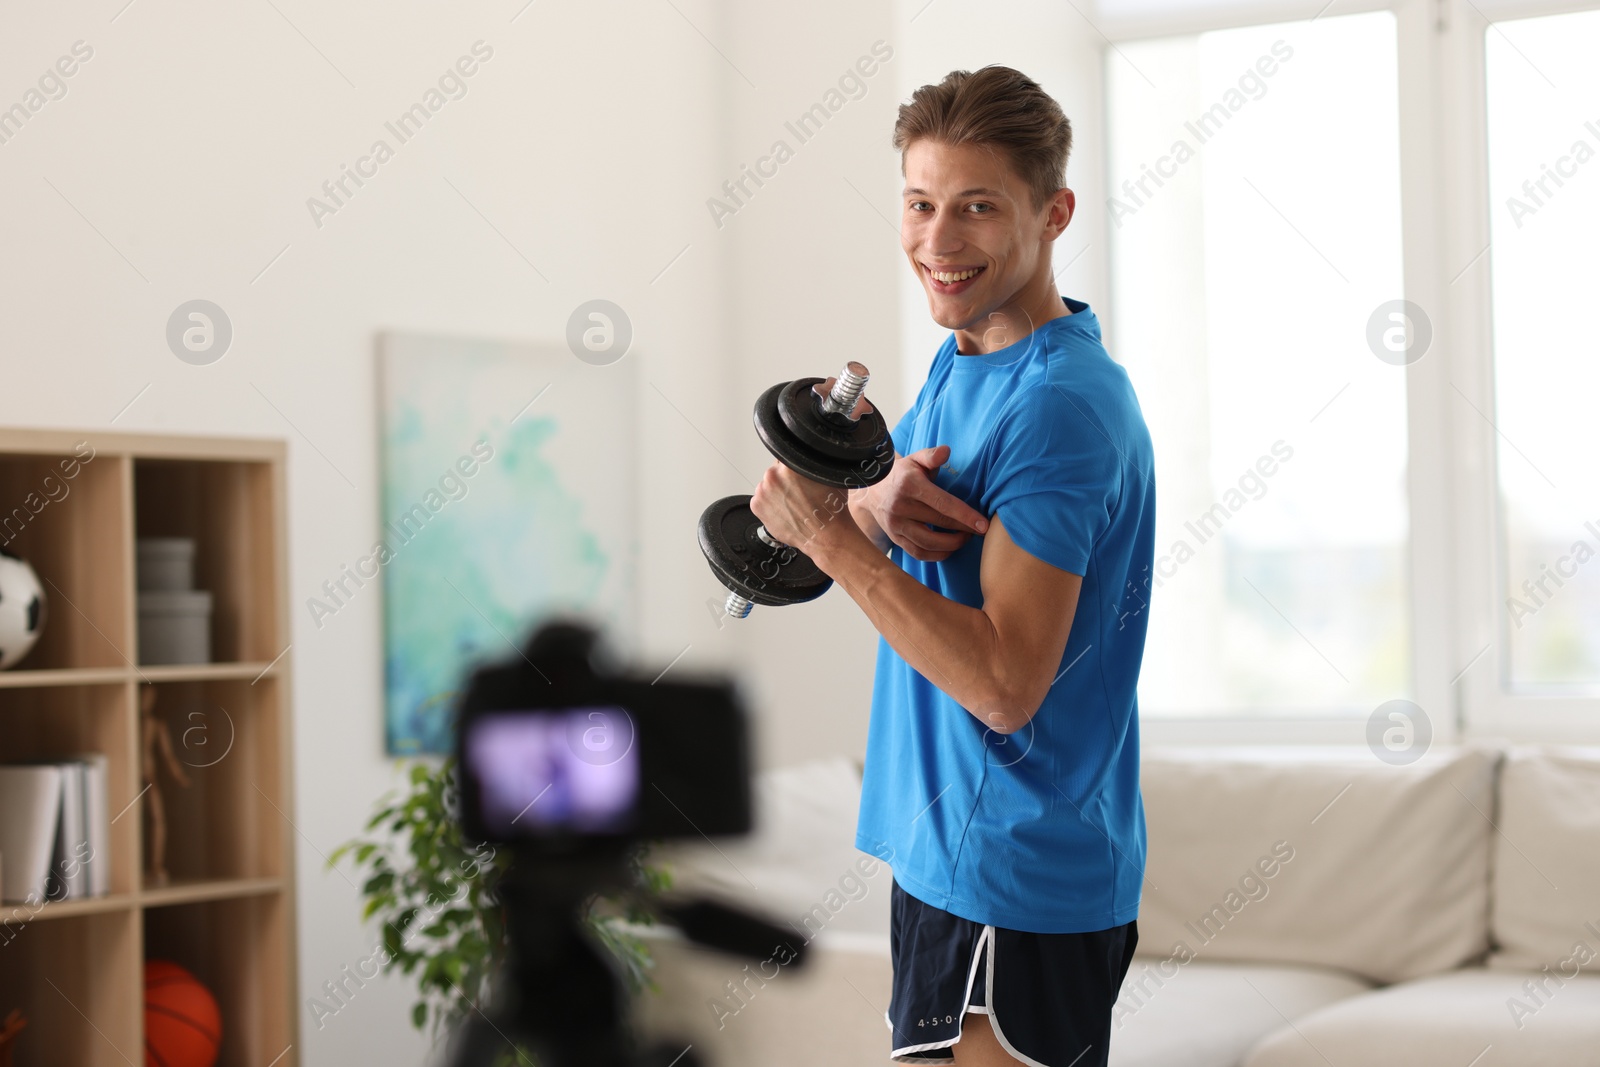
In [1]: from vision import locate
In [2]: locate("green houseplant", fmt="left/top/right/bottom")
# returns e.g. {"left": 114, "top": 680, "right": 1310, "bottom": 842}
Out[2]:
{"left": 328, "top": 757, "right": 670, "bottom": 1056}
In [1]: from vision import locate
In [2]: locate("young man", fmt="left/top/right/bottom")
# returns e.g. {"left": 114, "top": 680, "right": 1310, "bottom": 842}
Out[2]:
{"left": 750, "top": 66, "right": 1155, "bottom": 1066}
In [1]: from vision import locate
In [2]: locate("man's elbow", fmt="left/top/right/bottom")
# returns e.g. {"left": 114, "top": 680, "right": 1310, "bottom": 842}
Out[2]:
{"left": 976, "top": 679, "right": 1048, "bottom": 735}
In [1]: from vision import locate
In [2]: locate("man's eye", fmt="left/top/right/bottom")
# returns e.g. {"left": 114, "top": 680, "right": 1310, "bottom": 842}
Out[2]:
{"left": 908, "top": 201, "right": 931, "bottom": 212}
{"left": 968, "top": 203, "right": 993, "bottom": 214}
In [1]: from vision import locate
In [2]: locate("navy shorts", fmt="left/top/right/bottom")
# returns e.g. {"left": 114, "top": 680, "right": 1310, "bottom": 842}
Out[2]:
{"left": 887, "top": 877, "right": 1137, "bottom": 1067}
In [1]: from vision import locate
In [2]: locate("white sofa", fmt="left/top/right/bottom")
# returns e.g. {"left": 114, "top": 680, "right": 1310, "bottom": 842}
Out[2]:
{"left": 633, "top": 745, "right": 1600, "bottom": 1066}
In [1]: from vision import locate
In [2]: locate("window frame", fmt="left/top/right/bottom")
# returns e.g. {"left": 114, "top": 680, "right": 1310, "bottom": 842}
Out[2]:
{"left": 1099, "top": 0, "right": 1600, "bottom": 744}
{"left": 1449, "top": 0, "right": 1600, "bottom": 741}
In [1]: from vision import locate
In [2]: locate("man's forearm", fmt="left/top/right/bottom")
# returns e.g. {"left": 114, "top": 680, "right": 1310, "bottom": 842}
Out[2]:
{"left": 812, "top": 529, "right": 1011, "bottom": 729}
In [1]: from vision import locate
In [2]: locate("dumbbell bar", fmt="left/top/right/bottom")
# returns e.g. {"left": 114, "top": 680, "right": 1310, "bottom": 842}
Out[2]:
{"left": 698, "top": 362, "right": 894, "bottom": 620}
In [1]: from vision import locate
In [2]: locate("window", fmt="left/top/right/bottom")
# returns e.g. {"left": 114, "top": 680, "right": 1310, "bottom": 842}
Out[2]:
{"left": 1485, "top": 8, "right": 1600, "bottom": 690}
{"left": 1106, "top": 11, "right": 1408, "bottom": 715}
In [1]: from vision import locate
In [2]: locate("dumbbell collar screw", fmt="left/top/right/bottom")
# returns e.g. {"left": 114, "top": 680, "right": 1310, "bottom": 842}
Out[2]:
{"left": 813, "top": 361, "right": 874, "bottom": 422}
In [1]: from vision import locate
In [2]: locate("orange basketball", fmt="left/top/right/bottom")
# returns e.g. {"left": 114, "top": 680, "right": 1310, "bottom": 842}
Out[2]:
{"left": 144, "top": 960, "right": 221, "bottom": 1067}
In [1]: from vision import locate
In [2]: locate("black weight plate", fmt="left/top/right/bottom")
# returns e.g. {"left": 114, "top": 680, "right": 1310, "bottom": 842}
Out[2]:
{"left": 777, "top": 376, "right": 891, "bottom": 463}
{"left": 696, "top": 495, "right": 832, "bottom": 607}
{"left": 753, "top": 383, "right": 894, "bottom": 489}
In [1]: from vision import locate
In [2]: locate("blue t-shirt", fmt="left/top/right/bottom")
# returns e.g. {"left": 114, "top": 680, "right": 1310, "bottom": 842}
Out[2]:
{"left": 854, "top": 295, "right": 1155, "bottom": 933}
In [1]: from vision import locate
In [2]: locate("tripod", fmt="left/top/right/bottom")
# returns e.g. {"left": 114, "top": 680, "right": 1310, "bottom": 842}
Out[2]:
{"left": 446, "top": 853, "right": 807, "bottom": 1067}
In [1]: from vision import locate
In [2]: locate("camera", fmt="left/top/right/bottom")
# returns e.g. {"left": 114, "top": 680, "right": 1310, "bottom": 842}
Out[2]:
{"left": 457, "top": 622, "right": 751, "bottom": 849}
{"left": 448, "top": 620, "right": 806, "bottom": 1067}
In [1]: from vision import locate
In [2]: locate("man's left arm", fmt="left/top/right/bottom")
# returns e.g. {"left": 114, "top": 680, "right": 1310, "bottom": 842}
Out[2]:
{"left": 751, "top": 463, "right": 1080, "bottom": 734}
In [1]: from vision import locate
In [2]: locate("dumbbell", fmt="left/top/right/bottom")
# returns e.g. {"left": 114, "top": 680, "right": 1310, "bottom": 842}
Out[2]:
{"left": 698, "top": 362, "right": 894, "bottom": 620}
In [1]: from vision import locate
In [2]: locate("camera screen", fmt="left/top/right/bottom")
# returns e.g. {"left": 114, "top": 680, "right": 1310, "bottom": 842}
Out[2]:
{"left": 465, "top": 707, "right": 639, "bottom": 835}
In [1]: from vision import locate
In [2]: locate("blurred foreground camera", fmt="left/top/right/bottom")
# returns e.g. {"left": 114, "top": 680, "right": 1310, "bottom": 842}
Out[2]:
{"left": 448, "top": 620, "right": 806, "bottom": 1067}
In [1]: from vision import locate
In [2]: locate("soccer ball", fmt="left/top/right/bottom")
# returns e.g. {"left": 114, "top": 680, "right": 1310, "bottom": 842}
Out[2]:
{"left": 0, "top": 548, "right": 46, "bottom": 670}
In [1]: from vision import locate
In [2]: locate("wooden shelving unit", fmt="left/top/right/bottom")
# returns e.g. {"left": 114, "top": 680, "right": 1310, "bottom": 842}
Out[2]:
{"left": 0, "top": 428, "right": 297, "bottom": 1067}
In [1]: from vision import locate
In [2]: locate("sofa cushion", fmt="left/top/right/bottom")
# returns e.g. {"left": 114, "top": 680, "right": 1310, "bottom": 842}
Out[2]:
{"left": 648, "top": 755, "right": 891, "bottom": 941}
{"left": 1109, "top": 960, "right": 1370, "bottom": 1067}
{"left": 1487, "top": 746, "right": 1600, "bottom": 976}
{"left": 1137, "top": 745, "right": 1501, "bottom": 984}
{"left": 1241, "top": 969, "right": 1600, "bottom": 1066}
{"left": 631, "top": 924, "right": 894, "bottom": 1067}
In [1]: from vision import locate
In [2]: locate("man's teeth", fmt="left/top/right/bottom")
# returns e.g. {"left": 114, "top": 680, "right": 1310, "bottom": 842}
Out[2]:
{"left": 931, "top": 267, "right": 981, "bottom": 283}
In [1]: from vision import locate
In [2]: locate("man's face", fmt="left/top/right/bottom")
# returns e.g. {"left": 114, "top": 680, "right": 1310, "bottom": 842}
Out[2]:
{"left": 901, "top": 139, "right": 1069, "bottom": 332}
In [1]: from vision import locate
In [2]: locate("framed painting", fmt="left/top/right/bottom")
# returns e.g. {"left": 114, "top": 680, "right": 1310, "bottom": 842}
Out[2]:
{"left": 377, "top": 332, "right": 636, "bottom": 754}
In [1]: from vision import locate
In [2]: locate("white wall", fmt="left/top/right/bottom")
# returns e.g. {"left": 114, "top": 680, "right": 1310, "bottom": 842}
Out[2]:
{"left": 0, "top": 0, "right": 1105, "bottom": 1063}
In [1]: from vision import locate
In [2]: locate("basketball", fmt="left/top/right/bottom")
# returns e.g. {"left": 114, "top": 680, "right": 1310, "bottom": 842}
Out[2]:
{"left": 144, "top": 960, "right": 221, "bottom": 1067}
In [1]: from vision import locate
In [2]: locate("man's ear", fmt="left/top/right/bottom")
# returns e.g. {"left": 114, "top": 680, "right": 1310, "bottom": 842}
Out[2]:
{"left": 1047, "top": 187, "right": 1076, "bottom": 240}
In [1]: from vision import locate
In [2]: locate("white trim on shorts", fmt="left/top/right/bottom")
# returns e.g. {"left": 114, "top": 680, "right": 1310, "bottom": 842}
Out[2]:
{"left": 886, "top": 922, "right": 1062, "bottom": 1067}
{"left": 886, "top": 924, "right": 992, "bottom": 1062}
{"left": 975, "top": 925, "right": 1056, "bottom": 1067}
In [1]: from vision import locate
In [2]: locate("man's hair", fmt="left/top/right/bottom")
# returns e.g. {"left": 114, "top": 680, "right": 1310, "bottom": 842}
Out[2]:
{"left": 892, "top": 65, "right": 1072, "bottom": 214}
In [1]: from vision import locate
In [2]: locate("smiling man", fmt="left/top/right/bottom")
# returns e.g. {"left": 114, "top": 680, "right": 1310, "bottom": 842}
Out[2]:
{"left": 750, "top": 65, "right": 1155, "bottom": 1067}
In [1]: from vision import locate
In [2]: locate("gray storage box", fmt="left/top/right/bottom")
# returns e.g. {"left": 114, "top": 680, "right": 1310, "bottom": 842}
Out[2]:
{"left": 137, "top": 590, "right": 213, "bottom": 665}
{"left": 137, "top": 537, "right": 197, "bottom": 593}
